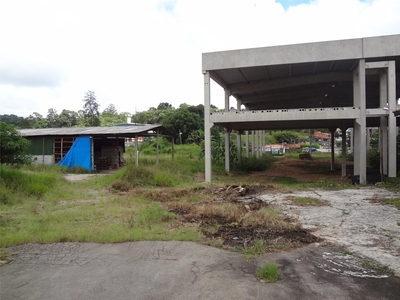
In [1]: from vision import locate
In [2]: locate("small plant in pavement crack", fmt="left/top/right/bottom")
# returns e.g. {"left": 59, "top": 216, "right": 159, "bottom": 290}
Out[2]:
{"left": 256, "top": 262, "right": 278, "bottom": 283}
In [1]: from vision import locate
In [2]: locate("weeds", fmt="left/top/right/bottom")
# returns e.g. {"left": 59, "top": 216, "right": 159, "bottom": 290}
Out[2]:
{"left": 256, "top": 263, "right": 278, "bottom": 283}
{"left": 381, "top": 198, "right": 400, "bottom": 210}
{"left": 244, "top": 239, "right": 266, "bottom": 259}
{"left": 287, "top": 196, "right": 328, "bottom": 206}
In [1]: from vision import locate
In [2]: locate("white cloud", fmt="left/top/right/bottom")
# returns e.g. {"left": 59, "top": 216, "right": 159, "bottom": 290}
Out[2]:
{"left": 0, "top": 0, "right": 399, "bottom": 117}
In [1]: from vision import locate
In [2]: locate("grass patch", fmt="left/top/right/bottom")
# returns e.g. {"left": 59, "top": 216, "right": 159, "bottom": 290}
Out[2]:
{"left": 256, "top": 263, "right": 278, "bottom": 283}
{"left": 287, "top": 196, "right": 328, "bottom": 206}
{"left": 243, "top": 239, "right": 266, "bottom": 259}
{"left": 381, "top": 198, "right": 400, "bottom": 210}
{"left": 361, "top": 259, "right": 395, "bottom": 277}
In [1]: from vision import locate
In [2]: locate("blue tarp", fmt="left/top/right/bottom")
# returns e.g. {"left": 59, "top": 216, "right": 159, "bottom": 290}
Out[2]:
{"left": 58, "top": 136, "right": 91, "bottom": 171}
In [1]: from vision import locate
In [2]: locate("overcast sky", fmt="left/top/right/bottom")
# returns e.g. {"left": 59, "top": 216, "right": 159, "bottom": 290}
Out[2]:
{"left": 1, "top": 0, "right": 399, "bottom": 117}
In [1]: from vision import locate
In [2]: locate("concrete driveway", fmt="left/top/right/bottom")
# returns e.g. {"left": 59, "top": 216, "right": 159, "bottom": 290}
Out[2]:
{"left": 1, "top": 241, "right": 400, "bottom": 300}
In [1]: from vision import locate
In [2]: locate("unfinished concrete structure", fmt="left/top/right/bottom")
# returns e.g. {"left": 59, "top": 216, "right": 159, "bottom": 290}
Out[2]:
{"left": 202, "top": 34, "right": 400, "bottom": 183}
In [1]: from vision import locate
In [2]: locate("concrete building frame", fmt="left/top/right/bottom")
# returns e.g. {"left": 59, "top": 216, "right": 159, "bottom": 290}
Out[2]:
{"left": 202, "top": 35, "right": 400, "bottom": 183}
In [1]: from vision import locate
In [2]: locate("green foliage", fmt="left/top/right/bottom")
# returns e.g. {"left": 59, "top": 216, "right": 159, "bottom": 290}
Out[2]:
{"left": 244, "top": 239, "right": 266, "bottom": 258}
{"left": 82, "top": 90, "right": 101, "bottom": 126}
{"left": 289, "top": 197, "right": 327, "bottom": 206}
{"left": 162, "top": 105, "right": 203, "bottom": 143}
{"left": 0, "top": 122, "right": 32, "bottom": 165}
{"left": 272, "top": 130, "right": 298, "bottom": 143}
{"left": 381, "top": 198, "right": 400, "bottom": 210}
{"left": 0, "top": 114, "right": 24, "bottom": 126}
{"left": 233, "top": 154, "right": 274, "bottom": 173}
{"left": 136, "top": 203, "right": 175, "bottom": 226}
{"left": 256, "top": 263, "right": 278, "bottom": 283}
{"left": 0, "top": 165, "right": 57, "bottom": 204}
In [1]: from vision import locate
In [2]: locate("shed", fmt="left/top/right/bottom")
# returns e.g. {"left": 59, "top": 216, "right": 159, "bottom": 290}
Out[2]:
{"left": 18, "top": 124, "right": 173, "bottom": 171}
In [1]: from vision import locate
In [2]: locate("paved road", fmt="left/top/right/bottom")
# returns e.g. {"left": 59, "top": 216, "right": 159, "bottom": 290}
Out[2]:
{"left": 1, "top": 241, "right": 399, "bottom": 300}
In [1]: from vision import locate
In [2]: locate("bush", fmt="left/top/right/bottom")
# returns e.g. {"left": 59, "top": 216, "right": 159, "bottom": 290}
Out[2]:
{"left": 233, "top": 154, "right": 274, "bottom": 173}
{"left": 0, "top": 122, "right": 32, "bottom": 165}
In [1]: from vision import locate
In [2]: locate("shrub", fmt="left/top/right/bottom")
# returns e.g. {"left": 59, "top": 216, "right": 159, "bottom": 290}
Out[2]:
{"left": 256, "top": 263, "right": 278, "bottom": 283}
{"left": 0, "top": 122, "right": 32, "bottom": 165}
{"left": 233, "top": 154, "right": 274, "bottom": 173}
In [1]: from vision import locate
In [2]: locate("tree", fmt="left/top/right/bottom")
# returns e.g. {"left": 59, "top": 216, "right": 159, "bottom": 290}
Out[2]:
{"left": 0, "top": 122, "right": 31, "bottom": 165}
{"left": 58, "top": 110, "right": 79, "bottom": 127}
{"left": 102, "top": 104, "right": 118, "bottom": 116}
{"left": 82, "top": 90, "right": 100, "bottom": 127}
{"left": 157, "top": 102, "right": 173, "bottom": 110}
{"left": 272, "top": 130, "right": 298, "bottom": 143}
{"left": 162, "top": 106, "right": 202, "bottom": 143}
{"left": 27, "top": 112, "right": 47, "bottom": 128}
{"left": 46, "top": 108, "right": 59, "bottom": 128}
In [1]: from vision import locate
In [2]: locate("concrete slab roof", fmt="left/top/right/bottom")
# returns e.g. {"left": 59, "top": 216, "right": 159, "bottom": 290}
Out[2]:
{"left": 19, "top": 124, "right": 173, "bottom": 138}
{"left": 202, "top": 34, "right": 400, "bottom": 130}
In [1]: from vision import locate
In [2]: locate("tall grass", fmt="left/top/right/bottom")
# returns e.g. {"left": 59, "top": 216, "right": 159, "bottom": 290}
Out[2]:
{"left": 0, "top": 165, "right": 58, "bottom": 204}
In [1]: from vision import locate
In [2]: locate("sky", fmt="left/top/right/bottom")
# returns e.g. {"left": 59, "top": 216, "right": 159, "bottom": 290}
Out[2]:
{"left": 0, "top": 0, "right": 399, "bottom": 118}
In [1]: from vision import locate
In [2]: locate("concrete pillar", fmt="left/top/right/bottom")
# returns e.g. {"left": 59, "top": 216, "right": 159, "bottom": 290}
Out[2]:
{"left": 329, "top": 128, "right": 336, "bottom": 171}
{"left": 251, "top": 131, "right": 255, "bottom": 157}
{"left": 237, "top": 100, "right": 242, "bottom": 163}
{"left": 387, "top": 61, "right": 397, "bottom": 177}
{"left": 224, "top": 89, "right": 230, "bottom": 172}
{"left": 379, "top": 72, "right": 388, "bottom": 175}
{"left": 204, "top": 71, "right": 212, "bottom": 183}
{"left": 245, "top": 131, "right": 249, "bottom": 158}
{"left": 261, "top": 130, "right": 265, "bottom": 155}
{"left": 353, "top": 59, "right": 367, "bottom": 184}
{"left": 256, "top": 131, "right": 260, "bottom": 158}
{"left": 341, "top": 127, "right": 347, "bottom": 177}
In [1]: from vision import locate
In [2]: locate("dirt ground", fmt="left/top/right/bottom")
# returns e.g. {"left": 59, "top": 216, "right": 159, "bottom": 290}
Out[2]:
{"left": 252, "top": 156, "right": 354, "bottom": 183}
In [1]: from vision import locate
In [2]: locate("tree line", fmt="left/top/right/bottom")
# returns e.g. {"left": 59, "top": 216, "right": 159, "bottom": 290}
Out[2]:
{"left": 0, "top": 91, "right": 219, "bottom": 144}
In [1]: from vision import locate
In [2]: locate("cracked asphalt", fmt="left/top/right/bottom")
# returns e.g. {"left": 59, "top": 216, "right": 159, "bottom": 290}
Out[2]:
{"left": 1, "top": 241, "right": 400, "bottom": 300}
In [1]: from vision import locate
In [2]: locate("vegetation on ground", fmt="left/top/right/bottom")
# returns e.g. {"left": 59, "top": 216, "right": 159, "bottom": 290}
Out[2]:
{"left": 256, "top": 263, "right": 279, "bottom": 283}
{"left": 1, "top": 143, "right": 396, "bottom": 262}
{"left": 287, "top": 196, "right": 329, "bottom": 206}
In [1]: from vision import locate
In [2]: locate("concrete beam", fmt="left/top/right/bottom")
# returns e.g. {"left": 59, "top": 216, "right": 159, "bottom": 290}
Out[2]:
{"left": 210, "top": 107, "right": 360, "bottom": 124}
{"left": 230, "top": 72, "right": 353, "bottom": 94}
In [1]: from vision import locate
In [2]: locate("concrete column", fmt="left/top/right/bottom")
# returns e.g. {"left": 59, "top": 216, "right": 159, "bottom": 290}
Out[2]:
{"left": 256, "top": 131, "right": 260, "bottom": 158}
{"left": 251, "top": 131, "right": 254, "bottom": 157}
{"left": 237, "top": 100, "right": 242, "bottom": 163}
{"left": 261, "top": 130, "right": 265, "bottom": 155}
{"left": 224, "top": 89, "right": 230, "bottom": 172}
{"left": 387, "top": 61, "right": 397, "bottom": 177}
{"left": 353, "top": 59, "right": 367, "bottom": 183}
{"left": 341, "top": 127, "right": 347, "bottom": 177}
{"left": 379, "top": 72, "right": 388, "bottom": 175}
{"left": 204, "top": 71, "right": 212, "bottom": 183}
{"left": 245, "top": 131, "right": 249, "bottom": 158}
{"left": 329, "top": 128, "right": 336, "bottom": 171}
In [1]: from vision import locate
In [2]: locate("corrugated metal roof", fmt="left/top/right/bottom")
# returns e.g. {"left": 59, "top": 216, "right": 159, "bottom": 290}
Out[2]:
{"left": 19, "top": 124, "right": 172, "bottom": 137}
